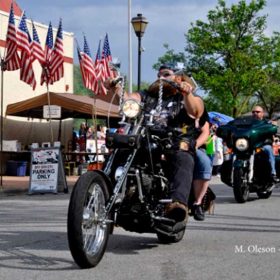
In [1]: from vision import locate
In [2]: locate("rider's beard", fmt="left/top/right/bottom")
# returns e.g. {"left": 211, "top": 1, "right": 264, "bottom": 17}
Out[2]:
{"left": 147, "top": 79, "right": 178, "bottom": 98}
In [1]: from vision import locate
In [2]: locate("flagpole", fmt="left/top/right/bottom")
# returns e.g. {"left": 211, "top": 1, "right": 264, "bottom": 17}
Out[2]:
{"left": 92, "top": 94, "right": 99, "bottom": 164}
{"left": 128, "top": 0, "right": 132, "bottom": 93}
{"left": 46, "top": 83, "right": 54, "bottom": 143}
{"left": 0, "top": 58, "right": 4, "bottom": 187}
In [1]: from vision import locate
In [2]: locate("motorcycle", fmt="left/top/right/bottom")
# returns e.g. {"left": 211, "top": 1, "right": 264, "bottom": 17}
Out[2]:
{"left": 217, "top": 116, "right": 280, "bottom": 203}
{"left": 67, "top": 79, "right": 189, "bottom": 268}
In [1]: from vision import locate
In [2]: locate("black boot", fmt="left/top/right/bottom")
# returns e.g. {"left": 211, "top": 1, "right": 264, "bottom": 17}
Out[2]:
{"left": 192, "top": 204, "right": 205, "bottom": 221}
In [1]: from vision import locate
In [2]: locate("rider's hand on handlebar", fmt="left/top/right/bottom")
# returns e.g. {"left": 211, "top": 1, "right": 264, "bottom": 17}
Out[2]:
{"left": 104, "top": 78, "right": 114, "bottom": 89}
{"left": 104, "top": 78, "right": 123, "bottom": 97}
{"left": 173, "top": 76, "right": 194, "bottom": 96}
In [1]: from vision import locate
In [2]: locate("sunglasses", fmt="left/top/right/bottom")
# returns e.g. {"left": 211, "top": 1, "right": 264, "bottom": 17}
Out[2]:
{"left": 252, "top": 111, "right": 261, "bottom": 114}
{"left": 158, "top": 71, "right": 173, "bottom": 78}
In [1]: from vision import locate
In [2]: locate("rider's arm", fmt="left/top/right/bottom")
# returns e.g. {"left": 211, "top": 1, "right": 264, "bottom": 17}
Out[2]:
{"left": 196, "top": 121, "right": 210, "bottom": 149}
{"left": 104, "top": 79, "right": 142, "bottom": 103}
{"left": 173, "top": 76, "right": 204, "bottom": 119}
{"left": 183, "top": 93, "right": 204, "bottom": 119}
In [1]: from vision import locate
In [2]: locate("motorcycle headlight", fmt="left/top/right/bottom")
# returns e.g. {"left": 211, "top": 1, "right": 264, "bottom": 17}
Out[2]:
{"left": 121, "top": 99, "right": 141, "bottom": 118}
{"left": 235, "top": 138, "right": 249, "bottom": 151}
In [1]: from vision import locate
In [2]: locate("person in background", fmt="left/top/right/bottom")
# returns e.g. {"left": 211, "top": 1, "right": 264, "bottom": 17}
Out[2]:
{"left": 79, "top": 122, "right": 87, "bottom": 138}
{"left": 273, "top": 136, "right": 280, "bottom": 156}
{"left": 78, "top": 122, "right": 87, "bottom": 152}
{"left": 86, "top": 126, "right": 94, "bottom": 140}
{"left": 212, "top": 125, "right": 224, "bottom": 176}
{"left": 191, "top": 120, "right": 213, "bottom": 221}
{"left": 251, "top": 105, "right": 279, "bottom": 183}
{"left": 205, "top": 124, "right": 216, "bottom": 162}
{"left": 97, "top": 125, "right": 106, "bottom": 140}
{"left": 72, "top": 129, "right": 78, "bottom": 151}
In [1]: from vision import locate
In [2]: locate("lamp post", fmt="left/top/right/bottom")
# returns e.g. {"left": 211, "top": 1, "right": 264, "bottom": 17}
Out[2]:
{"left": 131, "top": 13, "right": 148, "bottom": 91}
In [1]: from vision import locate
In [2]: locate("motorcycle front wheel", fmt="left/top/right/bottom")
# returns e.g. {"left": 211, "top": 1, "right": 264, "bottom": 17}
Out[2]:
{"left": 67, "top": 171, "right": 111, "bottom": 268}
{"left": 233, "top": 167, "right": 249, "bottom": 203}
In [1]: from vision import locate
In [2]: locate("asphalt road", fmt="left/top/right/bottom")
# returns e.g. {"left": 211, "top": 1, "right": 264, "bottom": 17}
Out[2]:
{"left": 0, "top": 177, "right": 280, "bottom": 280}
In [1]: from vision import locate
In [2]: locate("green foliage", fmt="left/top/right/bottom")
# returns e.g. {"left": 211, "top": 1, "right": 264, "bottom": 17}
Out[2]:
{"left": 186, "top": 0, "right": 268, "bottom": 117}
{"left": 153, "top": 44, "right": 187, "bottom": 71}
{"left": 154, "top": 0, "right": 280, "bottom": 117}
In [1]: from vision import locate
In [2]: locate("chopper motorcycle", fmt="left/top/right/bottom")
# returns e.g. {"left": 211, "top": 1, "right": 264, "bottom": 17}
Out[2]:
{"left": 217, "top": 116, "right": 280, "bottom": 203}
{"left": 67, "top": 78, "right": 190, "bottom": 268}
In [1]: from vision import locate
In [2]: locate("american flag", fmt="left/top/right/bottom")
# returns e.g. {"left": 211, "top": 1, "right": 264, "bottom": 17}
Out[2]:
{"left": 49, "top": 19, "right": 64, "bottom": 84}
{"left": 31, "top": 21, "right": 45, "bottom": 65}
{"left": 40, "top": 22, "right": 53, "bottom": 85}
{"left": 102, "top": 33, "right": 113, "bottom": 78}
{"left": 76, "top": 40, "right": 87, "bottom": 88}
{"left": 82, "top": 35, "right": 98, "bottom": 92}
{"left": 95, "top": 39, "right": 106, "bottom": 81}
{"left": 17, "top": 12, "right": 36, "bottom": 90}
{"left": 95, "top": 39, "right": 107, "bottom": 95}
{"left": 4, "top": 3, "right": 20, "bottom": 71}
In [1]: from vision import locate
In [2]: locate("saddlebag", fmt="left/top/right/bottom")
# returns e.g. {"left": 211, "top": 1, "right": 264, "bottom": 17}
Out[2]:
{"left": 105, "top": 133, "right": 141, "bottom": 149}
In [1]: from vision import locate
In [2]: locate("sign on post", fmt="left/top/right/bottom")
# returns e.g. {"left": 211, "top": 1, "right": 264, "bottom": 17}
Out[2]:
{"left": 43, "top": 105, "right": 61, "bottom": 119}
{"left": 29, "top": 147, "right": 68, "bottom": 194}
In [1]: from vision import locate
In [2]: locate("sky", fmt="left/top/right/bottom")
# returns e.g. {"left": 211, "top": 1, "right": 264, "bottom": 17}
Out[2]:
{"left": 18, "top": 0, "right": 280, "bottom": 84}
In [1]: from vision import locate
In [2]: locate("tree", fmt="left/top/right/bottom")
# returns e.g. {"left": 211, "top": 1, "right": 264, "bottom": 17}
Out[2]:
{"left": 253, "top": 33, "right": 280, "bottom": 118}
{"left": 185, "top": 0, "right": 268, "bottom": 117}
{"left": 153, "top": 43, "right": 187, "bottom": 71}
{"left": 153, "top": 0, "right": 279, "bottom": 117}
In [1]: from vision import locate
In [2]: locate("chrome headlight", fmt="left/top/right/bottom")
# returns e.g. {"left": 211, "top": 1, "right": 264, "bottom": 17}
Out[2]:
{"left": 121, "top": 99, "right": 141, "bottom": 118}
{"left": 235, "top": 138, "right": 249, "bottom": 151}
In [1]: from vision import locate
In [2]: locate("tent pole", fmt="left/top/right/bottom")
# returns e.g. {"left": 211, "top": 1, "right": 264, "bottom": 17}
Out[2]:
{"left": 92, "top": 95, "right": 99, "bottom": 163}
{"left": 46, "top": 84, "right": 54, "bottom": 143}
{"left": 0, "top": 59, "right": 4, "bottom": 187}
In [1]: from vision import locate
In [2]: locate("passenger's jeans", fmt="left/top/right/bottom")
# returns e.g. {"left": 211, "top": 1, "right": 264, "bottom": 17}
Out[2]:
{"left": 166, "top": 150, "right": 194, "bottom": 205}
{"left": 194, "top": 149, "right": 213, "bottom": 180}
{"left": 263, "top": 145, "right": 276, "bottom": 175}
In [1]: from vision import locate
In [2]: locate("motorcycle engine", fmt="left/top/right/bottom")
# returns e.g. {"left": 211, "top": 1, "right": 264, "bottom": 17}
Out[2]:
{"left": 115, "top": 172, "right": 156, "bottom": 233}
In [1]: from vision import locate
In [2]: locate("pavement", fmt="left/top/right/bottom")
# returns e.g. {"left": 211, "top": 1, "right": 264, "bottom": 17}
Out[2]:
{"left": 0, "top": 175, "right": 79, "bottom": 195}
{"left": 0, "top": 175, "right": 222, "bottom": 196}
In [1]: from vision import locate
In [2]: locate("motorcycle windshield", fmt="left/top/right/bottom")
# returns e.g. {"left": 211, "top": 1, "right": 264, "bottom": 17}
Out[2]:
{"left": 218, "top": 116, "right": 277, "bottom": 147}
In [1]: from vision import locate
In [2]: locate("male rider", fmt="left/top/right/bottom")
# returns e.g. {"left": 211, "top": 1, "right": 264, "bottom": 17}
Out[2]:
{"left": 105, "top": 64, "right": 207, "bottom": 222}
{"left": 251, "top": 105, "right": 279, "bottom": 183}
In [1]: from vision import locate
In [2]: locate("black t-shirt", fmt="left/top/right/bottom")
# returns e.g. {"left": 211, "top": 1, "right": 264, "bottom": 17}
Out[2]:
{"left": 140, "top": 90, "right": 209, "bottom": 140}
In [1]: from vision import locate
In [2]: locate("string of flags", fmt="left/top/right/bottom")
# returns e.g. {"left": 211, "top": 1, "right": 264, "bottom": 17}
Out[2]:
{"left": 76, "top": 33, "right": 116, "bottom": 95}
{"left": 2, "top": 3, "right": 115, "bottom": 95}
{"left": 2, "top": 3, "right": 64, "bottom": 90}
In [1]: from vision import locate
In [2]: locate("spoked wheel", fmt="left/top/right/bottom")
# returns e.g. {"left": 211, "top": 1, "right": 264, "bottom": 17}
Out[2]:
{"left": 233, "top": 167, "right": 249, "bottom": 203}
{"left": 67, "top": 171, "right": 111, "bottom": 268}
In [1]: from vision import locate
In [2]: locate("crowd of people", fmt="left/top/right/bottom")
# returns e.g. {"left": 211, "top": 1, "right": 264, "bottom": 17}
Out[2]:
{"left": 74, "top": 122, "right": 107, "bottom": 152}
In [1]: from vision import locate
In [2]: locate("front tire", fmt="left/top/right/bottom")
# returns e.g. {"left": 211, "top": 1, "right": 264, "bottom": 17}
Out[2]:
{"left": 67, "top": 171, "right": 111, "bottom": 268}
{"left": 233, "top": 167, "right": 249, "bottom": 203}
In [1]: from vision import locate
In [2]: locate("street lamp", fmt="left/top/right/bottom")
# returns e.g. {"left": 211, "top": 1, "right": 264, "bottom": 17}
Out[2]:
{"left": 131, "top": 13, "right": 148, "bottom": 90}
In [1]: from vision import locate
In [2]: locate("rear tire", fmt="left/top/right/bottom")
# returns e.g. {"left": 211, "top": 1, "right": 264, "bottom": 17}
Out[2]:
{"left": 233, "top": 167, "right": 249, "bottom": 203}
{"left": 67, "top": 171, "right": 111, "bottom": 268}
